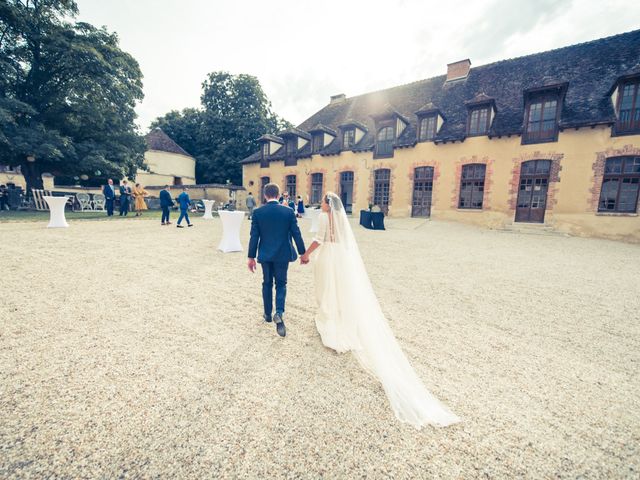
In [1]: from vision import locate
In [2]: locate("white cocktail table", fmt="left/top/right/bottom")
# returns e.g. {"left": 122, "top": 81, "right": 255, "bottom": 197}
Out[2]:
{"left": 202, "top": 199, "right": 215, "bottom": 219}
{"left": 218, "top": 210, "right": 245, "bottom": 253}
{"left": 43, "top": 195, "right": 71, "bottom": 228}
{"left": 305, "top": 208, "right": 321, "bottom": 233}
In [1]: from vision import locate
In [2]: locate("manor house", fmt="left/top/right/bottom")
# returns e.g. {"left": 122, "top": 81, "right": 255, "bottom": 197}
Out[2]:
{"left": 241, "top": 30, "right": 640, "bottom": 242}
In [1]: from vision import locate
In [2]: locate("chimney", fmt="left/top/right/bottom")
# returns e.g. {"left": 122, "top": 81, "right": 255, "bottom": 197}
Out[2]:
{"left": 446, "top": 59, "right": 471, "bottom": 82}
{"left": 330, "top": 93, "right": 346, "bottom": 105}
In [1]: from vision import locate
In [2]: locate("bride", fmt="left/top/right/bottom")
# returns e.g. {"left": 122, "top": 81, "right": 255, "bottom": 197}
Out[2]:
{"left": 300, "top": 193, "right": 460, "bottom": 429}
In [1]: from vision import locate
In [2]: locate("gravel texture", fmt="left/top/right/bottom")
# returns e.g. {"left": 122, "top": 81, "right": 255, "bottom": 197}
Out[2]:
{"left": 1, "top": 216, "right": 638, "bottom": 479}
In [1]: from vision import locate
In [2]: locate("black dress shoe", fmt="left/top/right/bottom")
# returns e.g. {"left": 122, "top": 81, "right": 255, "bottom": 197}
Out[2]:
{"left": 263, "top": 314, "right": 272, "bottom": 323}
{"left": 273, "top": 312, "right": 286, "bottom": 337}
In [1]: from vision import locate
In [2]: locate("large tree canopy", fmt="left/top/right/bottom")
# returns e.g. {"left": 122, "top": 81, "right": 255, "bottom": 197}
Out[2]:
{"left": 0, "top": 0, "right": 145, "bottom": 191}
{"left": 152, "top": 72, "right": 290, "bottom": 185}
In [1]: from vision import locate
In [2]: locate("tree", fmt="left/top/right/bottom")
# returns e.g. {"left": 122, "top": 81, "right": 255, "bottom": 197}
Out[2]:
{"left": 0, "top": 0, "right": 144, "bottom": 192}
{"left": 151, "top": 72, "right": 290, "bottom": 185}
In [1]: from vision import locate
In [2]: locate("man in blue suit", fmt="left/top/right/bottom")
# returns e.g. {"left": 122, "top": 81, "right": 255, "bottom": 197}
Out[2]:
{"left": 248, "top": 183, "right": 307, "bottom": 337}
{"left": 159, "top": 185, "right": 174, "bottom": 225}
{"left": 176, "top": 187, "right": 193, "bottom": 228}
{"left": 103, "top": 178, "right": 116, "bottom": 216}
{"left": 119, "top": 180, "right": 131, "bottom": 216}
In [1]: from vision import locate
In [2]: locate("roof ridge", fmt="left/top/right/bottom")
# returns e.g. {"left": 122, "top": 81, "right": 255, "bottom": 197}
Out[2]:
{"left": 473, "top": 28, "right": 640, "bottom": 72}
{"left": 301, "top": 28, "right": 640, "bottom": 114}
{"left": 145, "top": 128, "right": 193, "bottom": 157}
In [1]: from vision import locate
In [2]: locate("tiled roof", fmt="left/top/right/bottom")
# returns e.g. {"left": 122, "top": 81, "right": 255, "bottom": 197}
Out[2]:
{"left": 242, "top": 29, "right": 640, "bottom": 164}
{"left": 308, "top": 123, "right": 337, "bottom": 136}
{"left": 278, "top": 127, "right": 311, "bottom": 140}
{"left": 145, "top": 128, "right": 193, "bottom": 157}
{"left": 257, "top": 134, "right": 284, "bottom": 143}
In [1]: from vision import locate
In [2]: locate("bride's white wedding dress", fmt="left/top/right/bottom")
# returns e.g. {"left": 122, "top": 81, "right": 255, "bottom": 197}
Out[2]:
{"left": 311, "top": 194, "right": 460, "bottom": 428}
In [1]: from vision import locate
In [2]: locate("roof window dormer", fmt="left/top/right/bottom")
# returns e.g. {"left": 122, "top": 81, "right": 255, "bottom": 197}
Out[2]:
{"left": 278, "top": 128, "right": 311, "bottom": 166}
{"left": 370, "top": 104, "right": 409, "bottom": 158}
{"left": 522, "top": 82, "right": 567, "bottom": 144}
{"left": 415, "top": 102, "right": 445, "bottom": 142}
{"left": 610, "top": 68, "right": 640, "bottom": 136}
{"left": 465, "top": 93, "right": 496, "bottom": 137}
{"left": 257, "top": 134, "right": 283, "bottom": 168}
{"left": 338, "top": 120, "right": 367, "bottom": 150}
{"left": 309, "top": 124, "right": 337, "bottom": 153}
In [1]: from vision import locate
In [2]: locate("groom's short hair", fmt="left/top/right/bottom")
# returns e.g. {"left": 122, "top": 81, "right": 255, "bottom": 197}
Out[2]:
{"left": 264, "top": 183, "right": 280, "bottom": 199}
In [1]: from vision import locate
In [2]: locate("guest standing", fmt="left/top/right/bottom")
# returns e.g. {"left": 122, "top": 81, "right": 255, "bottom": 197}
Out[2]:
{"left": 119, "top": 180, "right": 132, "bottom": 216}
{"left": 0, "top": 185, "right": 8, "bottom": 211}
{"left": 159, "top": 185, "right": 174, "bottom": 225}
{"left": 246, "top": 192, "right": 256, "bottom": 219}
{"left": 296, "top": 196, "right": 305, "bottom": 217}
{"left": 103, "top": 179, "right": 116, "bottom": 216}
{"left": 176, "top": 187, "right": 193, "bottom": 228}
{"left": 132, "top": 183, "right": 149, "bottom": 217}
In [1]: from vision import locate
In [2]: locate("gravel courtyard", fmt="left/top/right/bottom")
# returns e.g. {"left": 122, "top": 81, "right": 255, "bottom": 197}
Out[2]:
{"left": 1, "top": 215, "right": 638, "bottom": 478}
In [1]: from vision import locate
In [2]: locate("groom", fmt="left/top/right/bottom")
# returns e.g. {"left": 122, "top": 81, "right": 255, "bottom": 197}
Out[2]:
{"left": 248, "top": 183, "right": 307, "bottom": 337}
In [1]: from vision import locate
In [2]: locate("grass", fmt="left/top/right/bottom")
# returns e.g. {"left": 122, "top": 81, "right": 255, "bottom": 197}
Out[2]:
{"left": 0, "top": 209, "right": 208, "bottom": 223}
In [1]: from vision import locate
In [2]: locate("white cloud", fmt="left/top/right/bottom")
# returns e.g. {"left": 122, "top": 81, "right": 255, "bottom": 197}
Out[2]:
{"left": 75, "top": 0, "right": 640, "bottom": 131}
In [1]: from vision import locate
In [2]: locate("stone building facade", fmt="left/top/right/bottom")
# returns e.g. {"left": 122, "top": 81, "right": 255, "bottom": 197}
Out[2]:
{"left": 135, "top": 128, "right": 196, "bottom": 187}
{"left": 242, "top": 30, "right": 640, "bottom": 242}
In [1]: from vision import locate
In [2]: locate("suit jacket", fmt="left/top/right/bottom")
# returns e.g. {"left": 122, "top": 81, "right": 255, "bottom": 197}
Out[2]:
{"left": 248, "top": 201, "right": 306, "bottom": 263}
{"left": 177, "top": 192, "right": 191, "bottom": 210}
{"left": 159, "top": 189, "right": 174, "bottom": 207}
{"left": 103, "top": 184, "right": 115, "bottom": 200}
{"left": 119, "top": 185, "right": 131, "bottom": 198}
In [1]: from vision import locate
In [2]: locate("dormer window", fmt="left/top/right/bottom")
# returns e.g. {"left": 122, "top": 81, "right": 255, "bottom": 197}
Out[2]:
{"left": 616, "top": 79, "right": 640, "bottom": 134}
{"left": 419, "top": 115, "right": 437, "bottom": 141}
{"left": 375, "top": 126, "right": 395, "bottom": 157}
{"left": 415, "top": 103, "right": 444, "bottom": 143}
{"left": 286, "top": 137, "right": 297, "bottom": 155}
{"left": 257, "top": 134, "right": 283, "bottom": 168}
{"left": 465, "top": 94, "right": 496, "bottom": 137}
{"left": 284, "top": 137, "right": 298, "bottom": 166}
{"left": 308, "top": 124, "right": 336, "bottom": 153}
{"left": 523, "top": 95, "right": 560, "bottom": 144}
{"left": 521, "top": 84, "right": 566, "bottom": 144}
{"left": 312, "top": 134, "right": 323, "bottom": 153}
{"left": 343, "top": 128, "right": 355, "bottom": 148}
{"left": 468, "top": 106, "right": 491, "bottom": 136}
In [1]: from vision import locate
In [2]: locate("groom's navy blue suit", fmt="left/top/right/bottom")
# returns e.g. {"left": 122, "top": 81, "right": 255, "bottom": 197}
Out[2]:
{"left": 248, "top": 200, "right": 306, "bottom": 318}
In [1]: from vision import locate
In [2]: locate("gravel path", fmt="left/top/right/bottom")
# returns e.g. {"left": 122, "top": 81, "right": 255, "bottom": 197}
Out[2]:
{"left": 1, "top": 216, "right": 638, "bottom": 478}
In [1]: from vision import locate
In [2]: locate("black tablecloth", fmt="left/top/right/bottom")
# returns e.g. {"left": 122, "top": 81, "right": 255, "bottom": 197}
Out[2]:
{"left": 359, "top": 210, "right": 385, "bottom": 230}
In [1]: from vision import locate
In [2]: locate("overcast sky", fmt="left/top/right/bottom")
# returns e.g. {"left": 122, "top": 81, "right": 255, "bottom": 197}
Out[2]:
{"left": 75, "top": 0, "right": 640, "bottom": 131}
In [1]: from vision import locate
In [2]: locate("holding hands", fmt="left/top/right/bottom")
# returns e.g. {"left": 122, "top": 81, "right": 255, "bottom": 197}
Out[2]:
{"left": 247, "top": 258, "right": 257, "bottom": 273}
{"left": 300, "top": 253, "right": 310, "bottom": 265}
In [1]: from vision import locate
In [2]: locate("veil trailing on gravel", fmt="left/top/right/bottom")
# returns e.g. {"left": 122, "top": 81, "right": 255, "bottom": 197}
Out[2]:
{"left": 322, "top": 192, "right": 460, "bottom": 428}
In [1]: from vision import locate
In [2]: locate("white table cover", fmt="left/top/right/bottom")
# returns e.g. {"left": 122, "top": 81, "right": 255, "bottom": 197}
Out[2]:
{"left": 305, "top": 208, "right": 321, "bottom": 233}
{"left": 202, "top": 199, "right": 215, "bottom": 219}
{"left": 218, "top": 210, "right": 245, "bottom": 253}
{"left": 43, "top": 196, "right": 70, "bottom": 228}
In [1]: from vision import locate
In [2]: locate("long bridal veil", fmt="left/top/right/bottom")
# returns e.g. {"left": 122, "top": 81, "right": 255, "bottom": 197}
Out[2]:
{"left": 325, "top": 193, "right": 460, "bottom": 428}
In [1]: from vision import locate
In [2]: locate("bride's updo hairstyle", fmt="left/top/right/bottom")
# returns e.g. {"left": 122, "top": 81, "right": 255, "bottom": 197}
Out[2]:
{"left": 324, "top": 192, "right": 342, "bottom": 211}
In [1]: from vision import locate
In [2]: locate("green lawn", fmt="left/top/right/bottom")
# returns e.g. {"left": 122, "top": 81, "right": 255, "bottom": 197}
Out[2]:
{"left": 0, "top": 209, "right": 186, "bottom": 223}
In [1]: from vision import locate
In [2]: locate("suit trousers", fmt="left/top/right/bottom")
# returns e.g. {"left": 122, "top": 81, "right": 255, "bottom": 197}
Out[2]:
{"left": 106, "top": 199, "right": 114, "bottom": 216}
{"left": 161, "top": 206, "right": 170, "bottom": 223}
{"left": 261, "top": 261, "right": 289, "bottom": 317}
{"left": 119, "top": 198, "right": 129, "bottom": 216}
{"left": 177, "top": 209, "right": 190, "bottom": 225}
